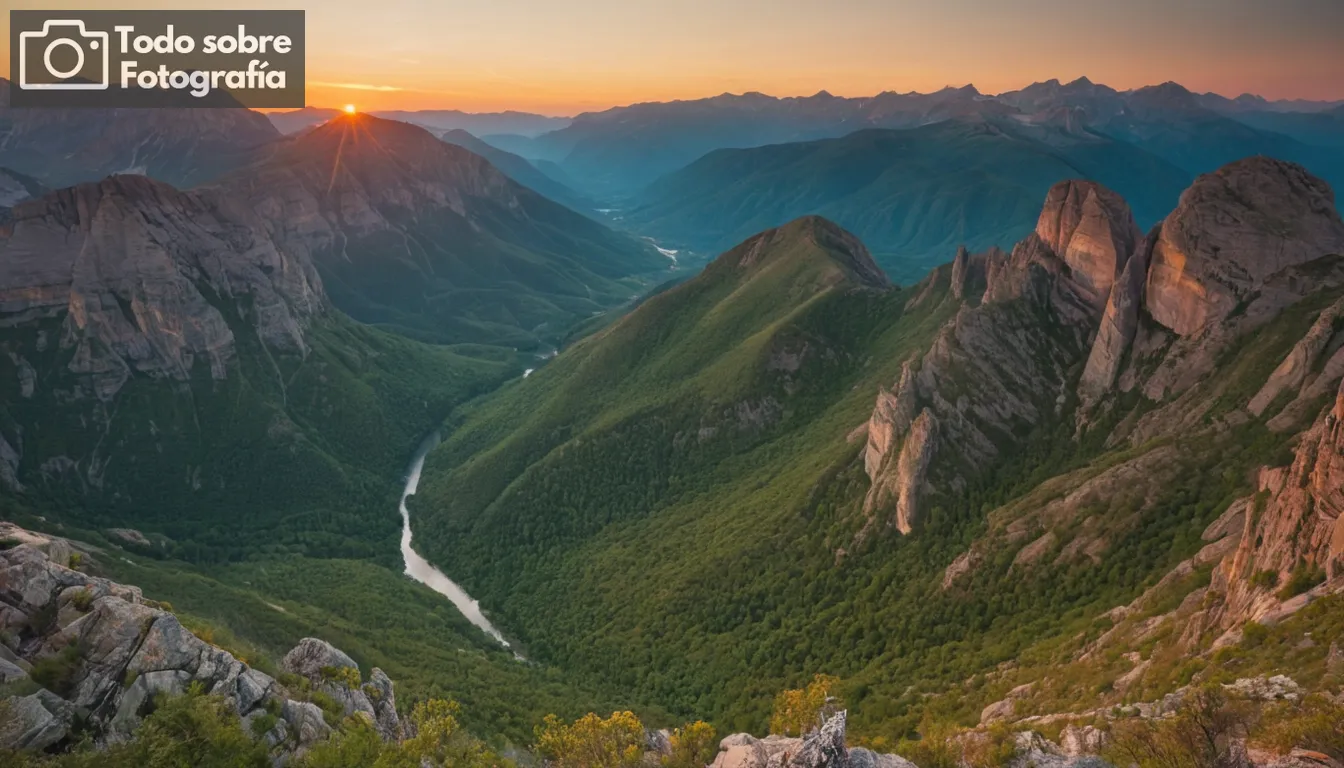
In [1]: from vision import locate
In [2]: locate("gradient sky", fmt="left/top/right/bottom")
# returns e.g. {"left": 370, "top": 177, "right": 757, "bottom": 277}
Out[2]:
{"left": 4, "top": 0, "right": 1343, "bottom": 115}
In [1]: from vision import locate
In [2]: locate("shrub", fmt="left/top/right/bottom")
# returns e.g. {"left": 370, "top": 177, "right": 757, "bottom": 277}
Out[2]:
{"left": 1276, "top": 562, "right": 1326, "bottom": 600}
{"left": 535, "top": 711, "right": 646, "bottom": 768}
{"left": 30, "top": 644, "right": 83, "bottom": 698}
{"left": 293, "top": 718, "right": 383, "bottom": 767}
{"left": 1249, "top": 570, "right": 1279, "bottom": 590}
{"left": 769, "top": 674, "right": 842, "bottom": 737}
{"left": 309, "top": 690, "right": 345, "bottom": 727}
{"left": 249, "top": 711, "right": 279, "bottom": 739}
{"left": 67, "top": 553, "right": 83, "bottom": 571}
{"left": 70, "top": 588, "right": 94, "bottom": 612}
{"left": 320, "top": 664, "right": 362, "bottom": 689}
{"left": 962, "top": 724, "right": 1018, "bottom": 768}
{"left": 1104, "top": 685, "right": 1255, "bottom": 768}
{"left": 123, "top": 682, "right": 270, "bottom": 767}
{"left": 894, "top": 721, "right": 961, "bottom": 768}
{"left": 1240, "top": 621, "right": 1271, "bottom": 649}
{"left": 664, "top": 721, "right": 717, "bottom": 768}
{"left": 1253, "top": 694, "right": 1344, "bottom": 761}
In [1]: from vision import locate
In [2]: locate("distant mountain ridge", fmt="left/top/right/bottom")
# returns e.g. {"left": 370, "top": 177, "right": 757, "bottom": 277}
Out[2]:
{"left": 266, "top": 106, "right": 569, "bottom": 137}
{"left": 489, "top": 78, "right": 1344, "bottom": 202}
{"left": 435, "top": 128, "right": 596, "bottom": 215}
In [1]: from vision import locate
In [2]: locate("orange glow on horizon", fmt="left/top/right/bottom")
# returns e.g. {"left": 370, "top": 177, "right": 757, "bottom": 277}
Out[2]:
{"left": 2, "top": 0, "right": 1342, "bottom": 117}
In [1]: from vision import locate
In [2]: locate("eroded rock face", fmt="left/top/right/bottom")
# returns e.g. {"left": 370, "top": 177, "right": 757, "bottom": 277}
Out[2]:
{"left": 863, "top": 360, "right": 919, "bottom": 479}
{"left": 1144, "top": 158, "right": 1344, "bottom": 337}
{"left": 1213, "top": 378, "right": 1344, "bottom": 626}
{"left": 0, "top": 175, "right": 324, "bottom": 400}
{"left": 1035, "top": 180, "right": 1141, "bottom": 304}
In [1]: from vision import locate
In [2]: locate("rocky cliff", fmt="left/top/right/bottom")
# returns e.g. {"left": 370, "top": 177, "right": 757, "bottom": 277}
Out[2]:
{"left": 0, "top": 174, "right": 324, "bottom": 403}
{"left": 0, "top": 523, "right": 399, "bottom": 758}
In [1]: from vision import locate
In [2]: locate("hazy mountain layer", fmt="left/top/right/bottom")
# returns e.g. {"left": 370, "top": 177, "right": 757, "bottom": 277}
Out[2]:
{"left": 626, "top": 118, "right": 1191, "bottom": 284}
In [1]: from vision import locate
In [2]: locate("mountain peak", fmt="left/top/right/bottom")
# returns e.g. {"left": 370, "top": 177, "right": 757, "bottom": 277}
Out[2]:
{"left": 1035, "top": 179, "right": 1141, "bottom": 300}
{"left": 719, "top": 216, "right": 889, "bottom": 290}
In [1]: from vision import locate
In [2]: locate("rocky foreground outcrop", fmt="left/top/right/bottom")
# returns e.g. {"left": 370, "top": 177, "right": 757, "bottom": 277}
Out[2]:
{"left": 710, "top": 712, "right": 917, "bottom": 768}
{"left": 0, "top": 523, "right": 398, "bottom": 758}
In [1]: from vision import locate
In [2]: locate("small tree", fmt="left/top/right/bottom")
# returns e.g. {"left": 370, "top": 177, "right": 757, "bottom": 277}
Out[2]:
{"left": 770, "top": 674, "right": 842, "bottom": 737}
{"left": 535, "top": 711, "right": 646, "bottom": 768}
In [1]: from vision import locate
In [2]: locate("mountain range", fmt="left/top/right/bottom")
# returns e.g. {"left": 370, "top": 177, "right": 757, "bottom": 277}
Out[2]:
{"left": 486, "top": 80, "right": 1344, "bottom": 200}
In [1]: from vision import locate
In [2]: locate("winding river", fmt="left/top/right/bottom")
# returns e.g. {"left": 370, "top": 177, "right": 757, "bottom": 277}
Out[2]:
{"left": 398, "top": 432, "right": 515, "bottom": 652}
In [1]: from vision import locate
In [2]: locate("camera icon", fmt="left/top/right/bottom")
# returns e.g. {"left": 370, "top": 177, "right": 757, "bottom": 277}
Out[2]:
{"left": 18, "top": 20, "right": 110, "bottom": 91}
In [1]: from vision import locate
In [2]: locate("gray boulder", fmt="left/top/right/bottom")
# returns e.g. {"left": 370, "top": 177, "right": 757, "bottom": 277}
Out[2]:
{"left": 787, "top": 711, "right": 848, "bottom": 768}
{"left": 849, "top": 748, "right": 918, "bottom": 768}
{"left": 367, "top": 667, "right": 400, "bottom": 740}
{"left": 282, "top": 698, "right": 333, "bottom": 747}
{"left": 281, "top": 637, "right": 359, "bottom": 683}
{"left": 712, "top": 734, "right": 770, "bottom": 768}
{"left": 0, "top": 690, "right": 74, "bottom": 751}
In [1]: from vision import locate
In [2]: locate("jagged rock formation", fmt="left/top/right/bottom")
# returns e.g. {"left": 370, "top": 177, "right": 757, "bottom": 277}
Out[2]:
{"left": 1075, "top": 158, "right": 1344, "bottom": 409}
{"left": 861, "top": 179, "right": 1137, "bottom": 534}
{"left": 1077, "top": 228, "right": 1155, "bottom": 403}
{"left": 0, "top": 523, "right": 400, "bottom": 756}
{"left": 1034, "top": 180, "right": 1141, "bottom": 304}
{"left": 1248, "top": 297, "right": 1344, "bottom": 417}
{"left": 863, "top": 409, "right": 938, "bottom": 533}
{"left": 0, "top": 175, "right": 323, "bottom": 401}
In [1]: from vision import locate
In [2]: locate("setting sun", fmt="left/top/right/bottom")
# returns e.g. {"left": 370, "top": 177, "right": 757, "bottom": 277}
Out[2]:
{"left": 343, "top": 104, "right": 356, "bottom": 114}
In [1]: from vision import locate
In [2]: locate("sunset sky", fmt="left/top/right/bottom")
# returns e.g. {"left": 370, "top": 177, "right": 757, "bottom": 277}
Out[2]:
{"left": 4, "top": 0, "right": 1343, "bottom": 116}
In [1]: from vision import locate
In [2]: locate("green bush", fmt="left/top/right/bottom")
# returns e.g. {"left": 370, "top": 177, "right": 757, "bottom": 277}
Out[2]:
{"left": 69, "top": 588, "right": 93, "bottom": 612}
{"left": 30, "top": 644, "right": 82, "bottom": 698}
{"left": 1250, "top": 570, "right": 1279, "bottom": 590}
{"left": 1277, "top": 562, "right": 1326, "bottom": 600}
